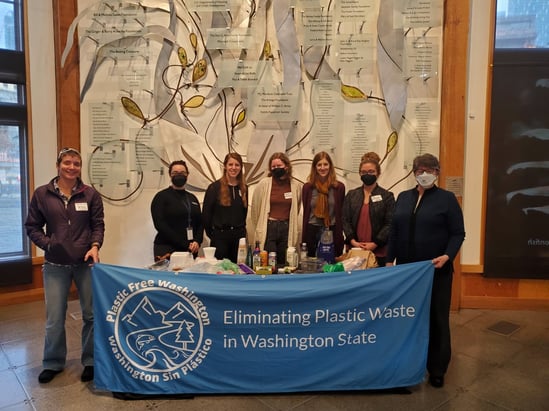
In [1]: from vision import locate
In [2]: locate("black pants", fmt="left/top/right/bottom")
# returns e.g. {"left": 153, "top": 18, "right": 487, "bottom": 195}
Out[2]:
{"left": 427, "top": 264, "right": 453, "bottom": 377}
{"left": 211, "top": 226, "right": 246, "bottom": 263}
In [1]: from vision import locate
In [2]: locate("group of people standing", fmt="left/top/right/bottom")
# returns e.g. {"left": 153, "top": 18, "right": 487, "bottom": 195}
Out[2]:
{"left": 149, "top": 150, "right": 465, "bottom": 389}
{"left": 25, "top": 146, "right": 464, "bottom": 390}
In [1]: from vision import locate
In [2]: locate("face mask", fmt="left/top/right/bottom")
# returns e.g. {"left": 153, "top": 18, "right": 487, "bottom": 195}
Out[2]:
{"left": 271, "top": 167, "right": 286, "bottom": 179}
{"left": 361, "top": 174, "right": 377, "bottom": 186}
{"left": 415, "top": 172, "right": 437, "bottom": 188}
{"left": 171, "top": 175, "right": 187, "bottom": 187}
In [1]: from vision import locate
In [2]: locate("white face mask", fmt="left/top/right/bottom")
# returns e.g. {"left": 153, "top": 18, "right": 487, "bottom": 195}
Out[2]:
{"left": 416, "top": 172, "right": 437, "bottom": 188}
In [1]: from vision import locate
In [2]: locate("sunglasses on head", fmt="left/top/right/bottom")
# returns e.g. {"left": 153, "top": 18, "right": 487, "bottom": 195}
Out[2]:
{"left": 58, "top": 147, "right": 81, "bottom": 160}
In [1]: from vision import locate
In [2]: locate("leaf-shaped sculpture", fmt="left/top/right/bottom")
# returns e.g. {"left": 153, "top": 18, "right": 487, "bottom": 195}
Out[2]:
{"left": 263, "top": 40, "right": 273, "bottom": 59}
{"left": 380, "top": 130, "right": 399, "bottom": 165}
{"left": 341, "top": 84, "right": 367, "bottom": 100}
{"left": 233, "top": 109, "right": 246, "bottom": 128}
{"left": 121, "top": 97, "right": 146, "bottom": 125}
{"left": 189, "top": 32, "right": 198, "bottom": 50}
{"left": 181, "top": 95, "right": 205, "bottom": 109}
{"left": 192, "top": 59, "right": 207, "bottom": 83}
{"left": 177, "top": 47, "right": 188, "bottom": 66}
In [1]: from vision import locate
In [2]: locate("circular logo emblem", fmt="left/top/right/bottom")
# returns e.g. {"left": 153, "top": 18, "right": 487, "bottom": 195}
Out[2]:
{"left": 114, "top": 288, "right": 206, "bottom": 373}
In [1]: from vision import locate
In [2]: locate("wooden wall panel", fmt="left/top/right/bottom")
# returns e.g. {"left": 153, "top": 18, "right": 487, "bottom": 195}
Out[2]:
{"left": 440, "top": 0, "right": 469, "bottom": 310}
{"left": 52, "top": 0, "right": 80, "bottom": 150}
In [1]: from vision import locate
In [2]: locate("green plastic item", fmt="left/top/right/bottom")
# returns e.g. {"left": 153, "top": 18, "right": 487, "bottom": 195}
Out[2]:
{"left": 322, "top": 262, "right": 344, "bottom": 272}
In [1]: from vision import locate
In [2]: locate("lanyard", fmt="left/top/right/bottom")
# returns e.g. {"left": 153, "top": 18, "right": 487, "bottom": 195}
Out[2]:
{"left": 180, "top": 191, "right": 192, "bottom": 228}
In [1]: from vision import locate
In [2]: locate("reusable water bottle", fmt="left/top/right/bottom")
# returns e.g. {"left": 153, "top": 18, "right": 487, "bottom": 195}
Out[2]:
{"left": 316, "top": 228, "right": 335, "bottom": 264}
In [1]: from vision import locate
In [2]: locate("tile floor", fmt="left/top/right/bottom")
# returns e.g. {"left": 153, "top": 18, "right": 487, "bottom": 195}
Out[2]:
{"left": 0, "top": 299, "right": 548, "bottom": 410}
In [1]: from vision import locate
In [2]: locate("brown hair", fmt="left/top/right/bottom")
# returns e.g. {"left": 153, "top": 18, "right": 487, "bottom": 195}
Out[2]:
{"left": 168, "top": 160, "right": 188, "bottom": 174}
{"left": 412, "top": 153, "right": 440, "bottom": 172}
{"left": 267, "top": 152, "right": 292, "bottom": 178}
{"left": 359, "top": 152, "right": 381, "bottom": 174}
{"left": 307, "top": 151, "right": 338, "bottom": 187}
{"left": 219, "top": 152, "right": 247, "bottom": 207}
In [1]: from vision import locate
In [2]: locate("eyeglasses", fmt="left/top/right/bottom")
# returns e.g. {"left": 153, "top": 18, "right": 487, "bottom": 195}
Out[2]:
{"left": 58, "top": 147, "right": 81, "bottom": 159}
{"left": 359, "top": 170, "right": 377, "bottom": 176}
{"left": 170, "top": 171, "right": 188, "bottom": 177}
{"left": 414, "top": 167, "right": 438, "bottom": 176}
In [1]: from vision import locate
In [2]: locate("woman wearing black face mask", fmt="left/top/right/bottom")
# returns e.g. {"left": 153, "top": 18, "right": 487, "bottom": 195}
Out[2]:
{"left": 342, "top": 152, "right": 395, "bottom": 266}
{"left": 250, "top": 152, "right": 302, "bottom": 266}
{"left": 150, "top": 160, "right": 203, "bottom": 261}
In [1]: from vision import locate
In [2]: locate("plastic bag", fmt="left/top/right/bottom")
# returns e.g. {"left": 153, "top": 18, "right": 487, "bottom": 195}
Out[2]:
{"left": 322, "top": 262, "right": 345, "bottom": 272}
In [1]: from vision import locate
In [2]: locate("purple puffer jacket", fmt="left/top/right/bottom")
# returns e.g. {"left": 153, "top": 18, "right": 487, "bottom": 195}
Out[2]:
{"left": 25, "top": 177, "right": 105, "bottom": 265}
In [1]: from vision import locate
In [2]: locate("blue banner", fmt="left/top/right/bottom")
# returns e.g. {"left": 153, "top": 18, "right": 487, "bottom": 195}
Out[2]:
{"left": 92, "top": 261, "right": 434, "bottom": 394}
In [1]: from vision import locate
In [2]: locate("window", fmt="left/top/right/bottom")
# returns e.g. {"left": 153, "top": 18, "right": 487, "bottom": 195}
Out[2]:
{"left": 495, "top": 0, "right": 549, "bottom": 48}
{"left": 0, "top": 0, "right": 31, "bottom": 285}
{"left": 484, "top": 0, "right": 549, "bottom": 278}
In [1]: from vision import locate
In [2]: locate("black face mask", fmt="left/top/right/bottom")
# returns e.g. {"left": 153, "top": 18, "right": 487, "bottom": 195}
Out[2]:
{"left": 171, "top": 175, "right": 187, "bottom": 187}
{"left": 361, "top": 174, "right": 377, "bottom": 186}
{"left": 271, "top": 167, "right": 286, "bottom": 179}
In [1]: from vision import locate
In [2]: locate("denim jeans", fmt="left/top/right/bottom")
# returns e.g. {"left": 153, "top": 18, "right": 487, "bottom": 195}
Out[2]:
{"left": 42, "top": 261, "right": 94, "bottom": 370}
{"left": 265, "top": 219, "right": 289, "bottom": 265}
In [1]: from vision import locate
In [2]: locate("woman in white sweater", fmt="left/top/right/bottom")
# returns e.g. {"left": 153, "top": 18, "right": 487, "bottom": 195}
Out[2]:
{"left": 250, "top": 152, "right": 302, "bottom": 266}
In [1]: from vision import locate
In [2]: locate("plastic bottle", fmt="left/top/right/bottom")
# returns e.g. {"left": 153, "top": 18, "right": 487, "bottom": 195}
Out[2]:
{"left": 245, "top": 244, "right": 253, "bottom": 267}
{"left": 286, "top": 246, "right": 298, "bottom": 268}
{"left": 252, "top": 241, "right": 261, "bottom": 271}
{"left": 236, "top": 238, "right": 247, "bottom": 264}
{"left": 317, "top": 228, "right": 335, "bottom": 263}
{"left": 300, "top": 242, "right": 308, "bottom": 262}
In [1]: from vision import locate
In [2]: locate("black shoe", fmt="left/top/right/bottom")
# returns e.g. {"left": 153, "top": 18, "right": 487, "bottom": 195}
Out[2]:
{"left": 38, "top": 369, "right": 62, "bottom": 383}
{"left": 429, "top": 375, "right": 444, "bottom": 388}
{"left": 81, "top": 366, "right": 94, "bottom": 382}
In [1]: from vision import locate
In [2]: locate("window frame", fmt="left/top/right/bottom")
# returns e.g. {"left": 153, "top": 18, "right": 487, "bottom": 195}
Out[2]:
{"left": 0, "top": 0, "right": 32, "bottom": 285}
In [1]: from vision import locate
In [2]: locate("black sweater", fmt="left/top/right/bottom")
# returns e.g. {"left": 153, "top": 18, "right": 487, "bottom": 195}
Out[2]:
{"left": 387, "top": 185, "right": 465, "bottom": 265}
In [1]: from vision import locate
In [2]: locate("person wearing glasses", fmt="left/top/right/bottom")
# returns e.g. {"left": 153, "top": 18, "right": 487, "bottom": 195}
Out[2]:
{"left": 151, "top": 160, "right": 203, "bottom": 261}
{"left": 301, "top": 151, "right": 345, "bottom": 259}
{"left": 250, "top": 152, "right": 302, "bottom": 266}
{"left": 342, "top": 152, "right": 395, "bottom": 267}
{"left": 386, "top": 153, "right": 465, "bottom": 388}
{"left": 202, "top": 152, "right": 248, "bottom": 262}
{"left": 25, "top": 147, "right": 105, "bottom": 384}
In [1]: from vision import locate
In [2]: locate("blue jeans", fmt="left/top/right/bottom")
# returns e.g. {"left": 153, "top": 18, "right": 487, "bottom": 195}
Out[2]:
{"left": 42, "top": 262, "right": 94, "bottom": 370}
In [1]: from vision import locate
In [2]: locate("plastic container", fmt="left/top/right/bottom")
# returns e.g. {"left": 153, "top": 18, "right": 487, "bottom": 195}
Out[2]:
{"left": 236, "top": 237, "right": 247, "bottom": 264}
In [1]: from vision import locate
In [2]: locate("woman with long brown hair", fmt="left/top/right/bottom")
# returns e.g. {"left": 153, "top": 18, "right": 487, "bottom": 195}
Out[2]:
{"left": 202, "top": 152, "right": 248, "bottom": 262}
{"left": 301, "top": 151, "right": 345, "bottom": 260}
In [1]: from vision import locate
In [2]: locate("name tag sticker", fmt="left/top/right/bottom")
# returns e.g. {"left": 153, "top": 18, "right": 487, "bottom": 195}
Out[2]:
{"left": 75, "top": 202, "right": 88, "bottom": 211}
{"left": 187, "top": 227, "right": 194, "bottom": 241}
{"left": 284, "top": 192, "right": 292, "bottom": 200}
{"left": 371, "top": 195, "right": 383, "bottom": 202}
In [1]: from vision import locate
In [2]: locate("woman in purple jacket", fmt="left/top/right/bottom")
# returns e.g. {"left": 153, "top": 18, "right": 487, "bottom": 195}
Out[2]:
{"left": 302, "top": 151, "right": 345, "bottom": 260}
{"left": 25, "top": 148, "right": 105, "bottom": 384}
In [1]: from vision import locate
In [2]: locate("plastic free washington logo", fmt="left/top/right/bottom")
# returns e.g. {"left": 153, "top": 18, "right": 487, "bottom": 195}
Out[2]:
{"left": 107, "top": 285, "right": 212, "bottom": 383}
